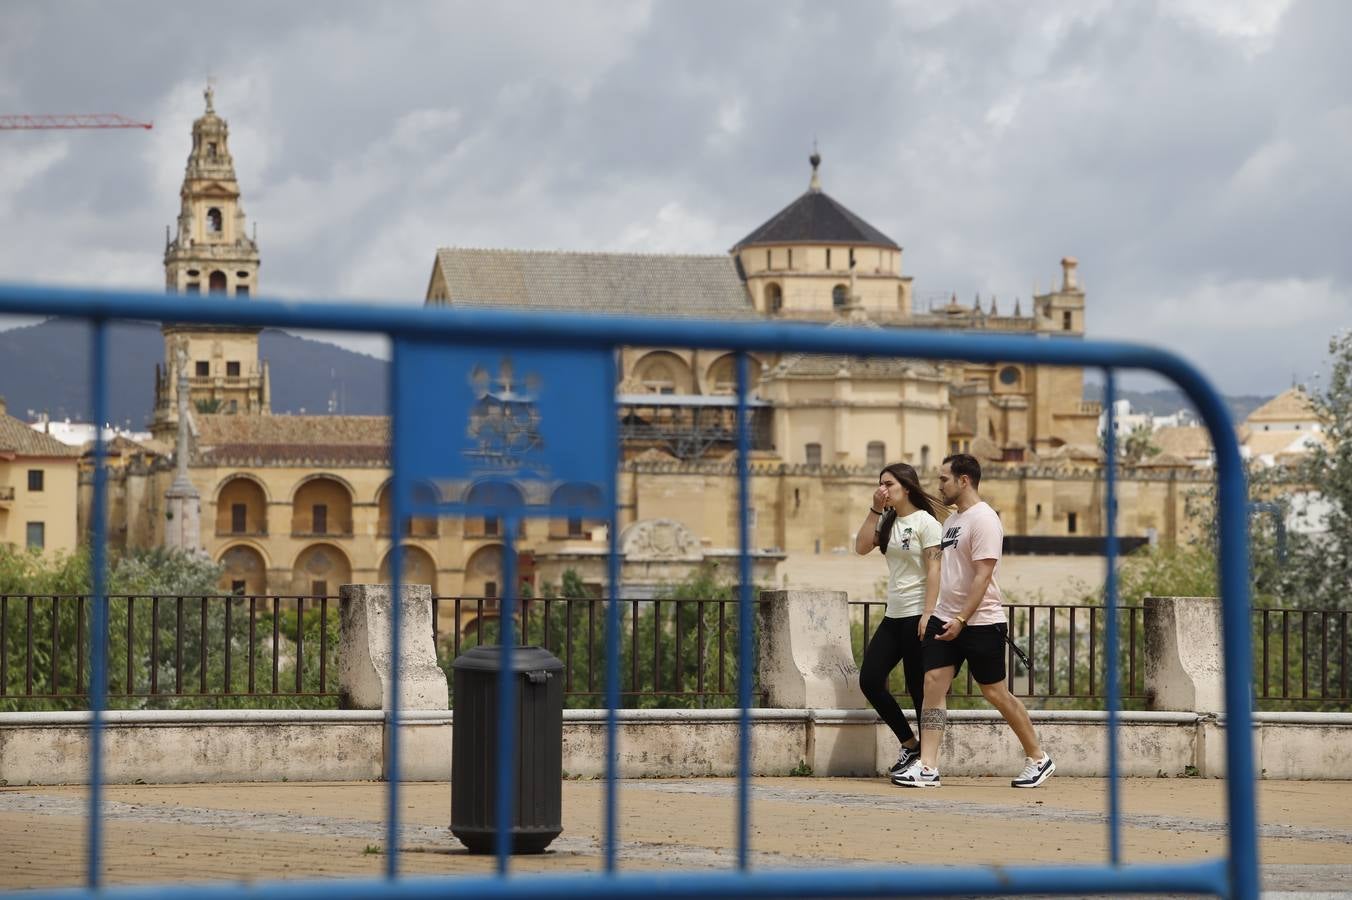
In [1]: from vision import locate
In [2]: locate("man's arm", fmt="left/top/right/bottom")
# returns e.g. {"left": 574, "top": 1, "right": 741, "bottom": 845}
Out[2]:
{"left": 918, "top": 546, "right": 942, "bottom": 638}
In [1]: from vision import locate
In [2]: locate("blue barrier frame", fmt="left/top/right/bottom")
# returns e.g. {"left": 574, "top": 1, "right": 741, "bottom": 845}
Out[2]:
{"left": 0, "top": 281, "right": 1258, "bottom": 900}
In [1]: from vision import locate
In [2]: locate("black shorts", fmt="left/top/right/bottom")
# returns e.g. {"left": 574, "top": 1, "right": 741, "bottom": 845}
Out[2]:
{"left": 922, "top": 616, "right": 1008, "bottom": 685}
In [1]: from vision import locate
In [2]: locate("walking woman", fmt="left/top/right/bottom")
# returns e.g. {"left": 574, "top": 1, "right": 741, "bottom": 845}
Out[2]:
{"left": 854, "top": 462, "right": 945, "bottom": 776}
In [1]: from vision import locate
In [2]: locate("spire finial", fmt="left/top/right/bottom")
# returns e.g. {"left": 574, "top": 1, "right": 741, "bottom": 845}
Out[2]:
{"left": 204, "top": 79, "right": 215, "bottom": 113}
{"left": 809, "top": 140, "right": 822, "bottom": 192}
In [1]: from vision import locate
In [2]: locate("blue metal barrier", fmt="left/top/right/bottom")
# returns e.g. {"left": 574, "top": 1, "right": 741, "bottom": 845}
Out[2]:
{"left": 0, "top": 280, "right": 1258, "bottom": 900}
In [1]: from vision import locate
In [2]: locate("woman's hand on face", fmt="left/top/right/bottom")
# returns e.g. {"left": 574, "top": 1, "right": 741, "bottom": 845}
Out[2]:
{"left": 873, "top": 485, "right": 890, "bottom": 510}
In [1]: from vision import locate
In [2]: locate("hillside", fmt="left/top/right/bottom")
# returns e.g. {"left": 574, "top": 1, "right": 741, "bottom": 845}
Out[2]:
{"left": 0, "top": 319, "right": 387, "bottom": 428}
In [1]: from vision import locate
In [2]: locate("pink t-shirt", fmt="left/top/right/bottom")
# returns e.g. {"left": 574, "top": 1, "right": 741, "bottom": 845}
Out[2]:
{"left": 935, "top": 501, "right": 1007, "bottom": 626}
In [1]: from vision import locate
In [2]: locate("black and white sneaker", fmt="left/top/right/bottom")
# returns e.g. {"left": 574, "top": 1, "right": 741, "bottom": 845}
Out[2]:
{"left": 1012, "top": 754, "right": 1056, "bottom": 788}
{"left": 891, "top": 760, "right": 940, "bottom": 788}
{"left": 888, "top": 744, "right": 921, "bottom": 776}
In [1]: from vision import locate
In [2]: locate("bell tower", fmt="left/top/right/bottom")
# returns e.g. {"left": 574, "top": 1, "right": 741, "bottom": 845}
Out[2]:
{"left": 153, "top": 85, "right": 269, "bottom": 440}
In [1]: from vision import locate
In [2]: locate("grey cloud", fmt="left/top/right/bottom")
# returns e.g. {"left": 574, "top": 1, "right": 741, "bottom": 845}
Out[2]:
{"left": 0, "top": 0, "right": 1347, "bottom": 394}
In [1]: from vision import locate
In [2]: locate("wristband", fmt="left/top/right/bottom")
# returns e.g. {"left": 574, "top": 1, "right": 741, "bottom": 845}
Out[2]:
{"left": 954, "top": 614, "right": 967, "bottom": 626}
{"left": 869, "top": 507, "right": 884, "bottom": 515}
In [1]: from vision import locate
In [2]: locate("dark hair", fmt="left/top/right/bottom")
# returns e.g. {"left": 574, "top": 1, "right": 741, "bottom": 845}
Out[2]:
{"left": 941, "top": 453, "right": 982, "bottom": 488}
{"left": 877, "top": 463, "right": 944, "bottom": 552}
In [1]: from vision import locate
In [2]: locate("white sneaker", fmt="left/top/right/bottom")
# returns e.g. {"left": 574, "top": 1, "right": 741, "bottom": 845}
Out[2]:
{"left": 888, "top": 744, "right": 920, "bottom": 776}
{"left": 1012, "top": 754, "right": 1055, "bottom": 788}
{"left": 891, "top": 760, "right": 940, "bottom": 788}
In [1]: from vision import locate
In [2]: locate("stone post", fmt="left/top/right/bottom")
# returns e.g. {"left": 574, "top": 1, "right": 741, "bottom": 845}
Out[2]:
{"left": 758, "top": 589, "right": 872, "bottom": 776}
{"left": 1143, "top": 595, "right": 1224, "bottom": 714}
{"left": 338, "top": 584, "right": 448, "bottom": 710}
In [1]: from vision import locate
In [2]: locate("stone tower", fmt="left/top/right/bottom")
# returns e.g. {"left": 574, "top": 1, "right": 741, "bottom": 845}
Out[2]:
{"left": 152, "top": 85, "right": 270, "bottom": 441}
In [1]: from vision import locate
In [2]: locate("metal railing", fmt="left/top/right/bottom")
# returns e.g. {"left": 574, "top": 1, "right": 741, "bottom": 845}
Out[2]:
{"left": 0, "top": 280, "right": 1260, "bottom": 898}
{"left": 1256, "top": 607, "right": 1351, "bottom": 705}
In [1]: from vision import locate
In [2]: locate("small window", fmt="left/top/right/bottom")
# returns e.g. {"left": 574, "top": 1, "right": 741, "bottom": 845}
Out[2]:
{"left": 228, "top": 399, "right": 238, "bottom": 413}
{"left": 195, "top": 361, "right": 209, "bottom": 376}
{"left": 311, "top": 580, "right": 328, "bottom": 597}
{"left": 231, "top": 580, "right": 246, "bottom": 596}
{"left": 848, "top": 247, "right": 856, "bottom": 266}
{"left": 1035, "top": 503, "right": 1043, "bottom": 517}
{"left": 185, "top": 283, "right": 200, "bottom": 295}
{"left": 27, "top": 469, "right": 43, "bottom": 492}
{"left": 1067, "top": 512, "right": 1078, "bottom": 534}
{"left": 1063, "top": 311, "right": 1073, "bottom": 331}
{"left": 920, "top": 445, "right": 930, "bottom": 471}
{"left": 765, "top": 282, "right": 783, "bottom": 314}
{"left": 825, "top": 248, "right": 832, "bottom": 269}
{"left": 805, "top": 443, "right": 822, "bottom": 467}
{"left": 226, "top": 361, "right": 241, "bottom": 377}
{"left": 866, "top": 442, "right": 885, "bottom": 469}
{"left": 567, "top": 516, "right": 584, "bottom": 537}
{"left": 209, "top": 270, "right": 227, "bottom": 293}
{"left": 207, "top": 142, "right": 218, "bottom": 158}
{"left": 484, "top": 517, "right": 499, "bottom": 537}
{"left": 484, "top": 581, "right": 498, "bottom": 599}
{"left": 26, "top": 522, "right": 44, "bottom": 551}
{"left": 235, "top": 285, "right": 250, "bottom": 298}
{"left": 832, "top": 284, "right": 849, "bottom": 308}
{"left": 999, "top": 366, "right": 1020, "bottom": 386}
{"left": 207, "top": 208, "right": 222, "bottom": 233}
{"left": 312, "top": 504, "right": 328, "bottom": 534}
{"left": 231, "top": 503, "right": 246, "bottom": 533}
{"left": 788, "top": 248, "right": 793, "bottom": 269}
{"left": 765, "top": 249, "right": 771, "bottom": 269}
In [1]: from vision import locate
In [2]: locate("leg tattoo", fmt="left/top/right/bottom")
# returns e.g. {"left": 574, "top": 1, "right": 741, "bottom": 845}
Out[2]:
{"left": 920, "top": 707, "right": 948, "bottom": 732}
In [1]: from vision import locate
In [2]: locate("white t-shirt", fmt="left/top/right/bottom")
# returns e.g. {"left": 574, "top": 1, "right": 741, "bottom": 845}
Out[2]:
{"left": 935, "top": 501, "right": 1007, "bottom": 626}
{"left": 883, "top": 509, "right": 943, "bottom": 618}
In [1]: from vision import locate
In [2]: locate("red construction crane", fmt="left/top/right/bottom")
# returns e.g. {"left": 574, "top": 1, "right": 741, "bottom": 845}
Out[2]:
{"left": 0, "top": 114, "right": 153, "bottom": 130}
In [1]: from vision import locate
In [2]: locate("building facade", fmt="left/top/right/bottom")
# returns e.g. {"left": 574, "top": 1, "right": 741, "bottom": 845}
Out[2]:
{"left": 1, "top": 397, "right": 80, "bottom": 557}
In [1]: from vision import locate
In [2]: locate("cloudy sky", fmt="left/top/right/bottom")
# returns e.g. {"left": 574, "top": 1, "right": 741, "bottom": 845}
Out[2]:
{"left": 1, "top": 0, "right": 1347, "bottom": 395}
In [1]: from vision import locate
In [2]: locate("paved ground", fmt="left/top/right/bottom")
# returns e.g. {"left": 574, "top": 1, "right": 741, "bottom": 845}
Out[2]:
{"left": 1, "top": 777, "right": 1350, "bottom": 896}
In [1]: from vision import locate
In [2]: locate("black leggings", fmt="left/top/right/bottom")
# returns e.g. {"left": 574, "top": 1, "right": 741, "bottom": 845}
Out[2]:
{"left": 859, "top": 614, "right": 924, "bottom": 746}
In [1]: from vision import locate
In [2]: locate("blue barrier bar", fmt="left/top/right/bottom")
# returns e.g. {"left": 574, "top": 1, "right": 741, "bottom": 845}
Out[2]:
{"left": 0, "top": 280, "right": 1258, "bottom": 900}
{"left": 387, "top": 360, "right": 405, "bottom": 879}
{"left": 17, "top": 859, "right": 1231, "bottom": 900}
{"left": 735, "top": 351, "right": 753, "bottom": 871}
{"left": 87, "top": 318, "right": 109, "bottom": 889}
{"left": 1103, "top": 370, "right": 1122, "bottom": 866}
{"left": 604, "top": 358, "right": 622, "bottom": 874}
{"left": 496, "top": 517, "right": 519, "bottom": 874}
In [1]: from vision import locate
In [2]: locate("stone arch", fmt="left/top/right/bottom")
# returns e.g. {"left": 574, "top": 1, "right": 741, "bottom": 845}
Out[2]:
{"left": 832, "top": 283, "right": 849, "bottom": 308}
{"left": 376, "top": 479, "right": 440, "bottom": 538}
{"left": 218, "top": 542, "right": 269, "bottom": 596}
{"left": 379, "top": 544, "right": 439, "bottom": 590}
{"left": 290, "top": 474, "right": 355, "bottom": 536}
{"left": 704, "top": 352, "right": 761, "bottom": 396}
{"left": 549, "top": 482, "right": 605, "bottom": 539}
{"left": 206, "top": 208, "right": 223, "bottom": 233}
{"left": 214, "top": 474, "right": 269, "bottom": 536}
{"left": 291, "top": 543, "right": 352, "bottom": 597}
{"left": 208, "top": 270, "right": 227, "bottom": 293}
{"left": 464, "top": 479, "right": 525, "bottom": 539}
{"left": 764, "top": 281, "right": 783, "bottom": 314}
{"left": 631, "top": 350, "right": 694, "bottom": 395}
{"left": 463, "top": 544, "right": 504, "bottom": 599}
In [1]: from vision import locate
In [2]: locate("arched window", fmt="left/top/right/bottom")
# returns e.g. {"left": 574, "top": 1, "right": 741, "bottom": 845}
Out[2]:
{"left": 206, "top": 208, "right": 223, "bottom": 233}
{"left": 208, "top": 270, "right": 227, "bottom": 294}
{"left": 764, "top": 282, "right": 783, "bottom": 314}
{"left": 832, "top": 284, "right": 848, "bottom": 308}
{"left": 867, "top": 442, "right": 885, "bottom": 469}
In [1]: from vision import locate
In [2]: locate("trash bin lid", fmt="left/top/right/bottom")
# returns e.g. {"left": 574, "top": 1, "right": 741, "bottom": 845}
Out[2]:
{"left": 451, "top": 644, "right": 564, "bottom": 674}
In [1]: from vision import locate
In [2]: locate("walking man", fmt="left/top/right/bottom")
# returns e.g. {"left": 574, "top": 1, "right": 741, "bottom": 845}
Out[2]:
{"left": 892, "top": 453, "right": 1055, "bottom": 789}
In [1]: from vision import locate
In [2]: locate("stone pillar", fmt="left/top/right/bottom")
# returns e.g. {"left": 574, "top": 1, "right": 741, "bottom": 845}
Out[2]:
{"left": 757, "top": 589, "right": 866, "bottom": 709}
{"left": 338, "top": 584, "right": 449, "bottom": 710}
{"left": 1144, "top": 595, "right": 1224, "bottom": 714}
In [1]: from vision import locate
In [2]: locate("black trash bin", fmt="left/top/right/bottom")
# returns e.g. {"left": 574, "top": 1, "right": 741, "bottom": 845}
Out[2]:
{"left": 450, "top": 644, "right": 564, "bottom": 854}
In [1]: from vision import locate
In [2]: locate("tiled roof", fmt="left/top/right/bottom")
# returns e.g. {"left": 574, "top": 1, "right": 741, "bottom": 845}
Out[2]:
{"left": 429, "top": 248, "right": 757, "bottom": 320}
{"left": 1153, "top": 425, "right": 1213, "bottom": 460}
{"left": 0, "top": 414, "right": 81, "bottom": 458}
{"left": 1245, "top": 388, "right": 1319, "bottom": 424}
{"left": 732, "top": 190, "right": 899, "bottom": 250}
{"left": 1243, "top": 430, "right": 1326, "bottom": 459}
{"left": 194, "top": 415, "right": 390, "bottom": 466}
